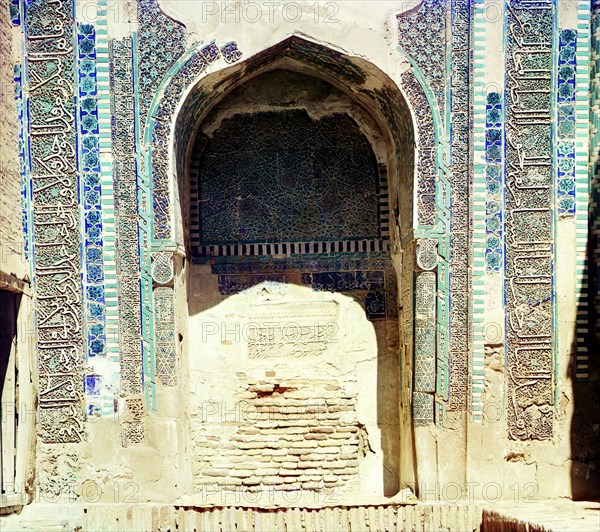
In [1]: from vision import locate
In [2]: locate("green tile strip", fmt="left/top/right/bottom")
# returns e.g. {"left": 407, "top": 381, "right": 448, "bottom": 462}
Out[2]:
{"left": 95, "top": 0, "right": 121, "bottom": 408}
{"left": 574, "top": 1, "right": 591, "bottom": 381}
{"left": 470, "top": 0, "right": 488, "bottom": 420}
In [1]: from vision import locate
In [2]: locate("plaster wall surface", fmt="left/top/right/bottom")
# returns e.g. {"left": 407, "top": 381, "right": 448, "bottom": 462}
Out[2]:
{"left": 187, "top": 271, "right": 399, "bottom": 497}
{"left": 162, "top": 0, "right": 415, "bottom": 75}
{"left": 0, "top": 1, "right": 26, "bottom": 281}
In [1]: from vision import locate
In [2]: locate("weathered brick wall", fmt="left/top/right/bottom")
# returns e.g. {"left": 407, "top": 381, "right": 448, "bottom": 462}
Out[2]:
{"left": 0, "top": 3, "right": 22, "bottom": 272}
{"left": 187, "top": 263, "right": 402, "bottom": 496}
{"left": 193, "top": 371, "right": 363, "bottom": 494}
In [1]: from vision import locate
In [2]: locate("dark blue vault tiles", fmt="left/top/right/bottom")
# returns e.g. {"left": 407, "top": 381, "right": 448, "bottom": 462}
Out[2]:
{"left": 191, "top": 110, "right": 390, "bottom": 258}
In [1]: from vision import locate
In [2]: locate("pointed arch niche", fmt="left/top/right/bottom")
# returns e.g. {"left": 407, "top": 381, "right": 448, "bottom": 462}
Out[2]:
{"left": 144, "top": 36, "right": 440, "bottom": 499}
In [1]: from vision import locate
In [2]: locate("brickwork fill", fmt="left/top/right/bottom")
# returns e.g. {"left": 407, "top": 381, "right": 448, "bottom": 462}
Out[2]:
{"left": 193, "top": 372, "right": 364, "bottom": 493}
{"left": 0, "top": 3, "right": 21, "bottom": 258}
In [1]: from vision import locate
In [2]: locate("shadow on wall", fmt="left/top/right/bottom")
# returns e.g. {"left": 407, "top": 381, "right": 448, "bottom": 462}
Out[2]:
{"left": 569, "top": 222, "right": 600, "bottom": 500}
{"left": 185, "top": 276, "right": 401, "bottom": 498}
{"left": 0, "top": 290, "right": 21, "bottom": 487}
{"left": 0, "top": 291, "right": 20, "bottom": 396}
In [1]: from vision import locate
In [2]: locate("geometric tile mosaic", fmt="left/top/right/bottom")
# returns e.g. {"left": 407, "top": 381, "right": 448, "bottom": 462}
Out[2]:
{"left": 192, "top": 110, "right": 390, "bottom": 258}
{"left": 413, "top": 391, "right": 435, "bottom": 426}
{"left": 397, "top": 0, "right": 447, "bottom": 120}
{"left": 414, "top": 271, "right": 437, "bottom": 396}
{"left": 154, "top": 287, "right": 176, "bottom": 387}
{"left": 485, "top": 92, "right": 504, "bottom": 272}
{"left": 77, "top": 23, "right": 107, "bottom": 363}
{"left": 9, "top": 0, "right": 19, "bottom": 25}
{"left": 556, "top": 29, "right": 577, "bottom": 217}
{"left": 137, "top": 0, "right": 185, "bottom": 135}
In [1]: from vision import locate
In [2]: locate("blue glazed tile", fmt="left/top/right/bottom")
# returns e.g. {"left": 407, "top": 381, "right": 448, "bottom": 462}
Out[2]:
{"left": 557, "top": 30, "right": 577, "bottom": 218}
{"left": 9, "top": 0, "right": 20, "bottom": 25}
{"left": 85, "top": 374, "right": 102, "bottom": 397}
{"left": 77, "top": 23, "right": 106, "bottom": 359}
{"left": 220, "top": 41, "right": 242, "bottom": 64}
{"left": 213, "top": 254, "right": 394, "bottom": 322}
{"left": 365, "top": 291, "right": 386, "bottom": 320}
{"left": 201, "top": 41, "right": 220, "bottom": 63}
{"left": 484, "top": 92, "right": 504, "bottom": 271}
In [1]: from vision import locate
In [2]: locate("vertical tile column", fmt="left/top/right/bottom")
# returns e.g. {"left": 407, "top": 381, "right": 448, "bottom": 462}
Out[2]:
{"left": 76, "top": 20, "right": 107, "bottom": 415}
{"left": 591, "top": 3, "right": 600, "bottom": 351}
{"left": 110, "top": 37, "right": 144, "bottom": 444}
{"left": 448, "top": 0, "right": 472, "bottom": 414}
{"left": 470, "top": 0, "right": 488, "bottom": 420}
{"left": 573, "top": 2, "right": 591, "bottom": 380}
{"left": 96, "top": 0, "right": 121, "bottom": 412}
{"left": 413, "top": 239, "right": 439, "bottom": 425}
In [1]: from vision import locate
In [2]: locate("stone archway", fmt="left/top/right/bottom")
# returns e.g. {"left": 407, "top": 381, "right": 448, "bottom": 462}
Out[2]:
{"left": 140, "top": 35, "right": 442, "bottom": 497}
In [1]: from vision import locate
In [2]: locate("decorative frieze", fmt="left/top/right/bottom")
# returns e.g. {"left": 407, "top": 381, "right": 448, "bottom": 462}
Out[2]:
{"left": 26, "top": 0, "right": 84, "bottom": 443}
{"left": 110, "top": 36, "right": 144, "bottom": 443}
{"left": 505, "top": 0, "right": 555, "bottom": 440}
{"left": 212, "top": 254, "right": 397, "bottom": 322}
